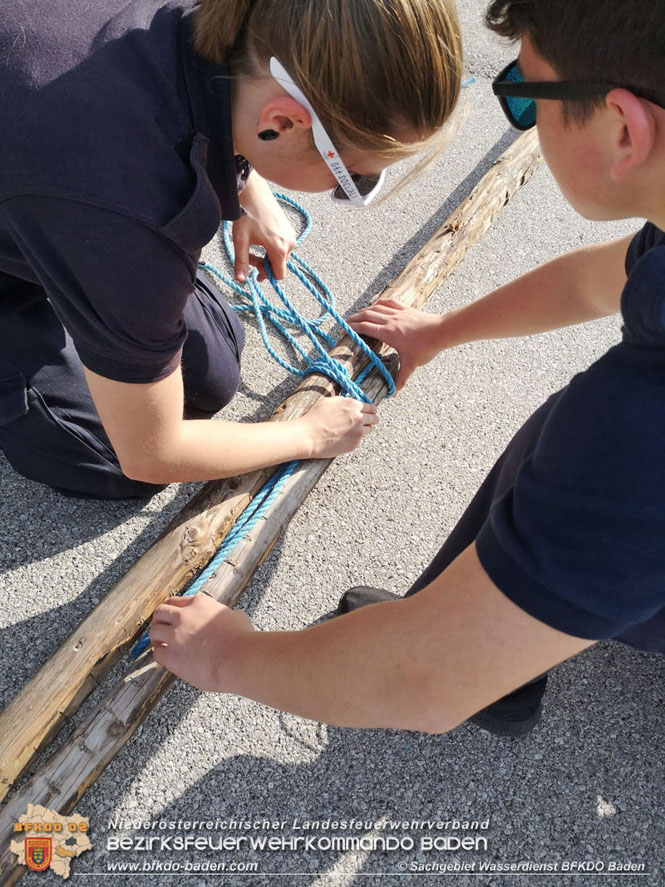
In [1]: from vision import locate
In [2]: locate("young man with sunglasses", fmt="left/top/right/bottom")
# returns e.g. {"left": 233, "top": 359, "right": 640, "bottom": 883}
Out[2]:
{"left": 151, "top": 0, "right": 665, "bottom": 738}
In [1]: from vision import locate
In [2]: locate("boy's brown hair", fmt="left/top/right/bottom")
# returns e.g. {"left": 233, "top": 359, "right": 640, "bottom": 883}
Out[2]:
{"left": 486, "top": 0, "right": 665, "bottom": 122}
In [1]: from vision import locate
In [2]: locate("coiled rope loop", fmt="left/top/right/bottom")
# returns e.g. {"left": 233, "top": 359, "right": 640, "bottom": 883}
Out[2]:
{"left": 199, "top": 192, "right": 395, "bottom": 400}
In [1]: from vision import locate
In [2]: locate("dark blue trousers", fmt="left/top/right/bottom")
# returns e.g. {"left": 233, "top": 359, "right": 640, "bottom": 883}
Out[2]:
{"left": 0, "top": 272, "right": 244, "bottom": 498}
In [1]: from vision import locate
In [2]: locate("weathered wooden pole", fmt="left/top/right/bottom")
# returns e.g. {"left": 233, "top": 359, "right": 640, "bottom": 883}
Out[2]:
{"left": 0, "top": 363, "right": 396, "bottom": 887}
{"left": 0, "top": 301, "right": 393, "bottom": 804}
{"left": 0, "top": 131, "right": 541, "bottom": 886}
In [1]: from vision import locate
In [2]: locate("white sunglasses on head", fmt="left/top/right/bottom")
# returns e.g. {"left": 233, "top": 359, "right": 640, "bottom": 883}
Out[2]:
{"left": 269, "top": 57, "right": 386, "bottom": 207}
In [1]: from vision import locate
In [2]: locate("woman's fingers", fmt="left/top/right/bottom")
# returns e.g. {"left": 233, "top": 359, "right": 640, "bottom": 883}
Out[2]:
{"left": 243, "top": 243, "right": 295, "bottom": 283}
{"left": 361, "top": 409, "right": 379, "bottom": 430}
{"left": 376, "top": 298, "right": 406, "bottom": 310}
{"left": 366, "top": 302, "right": 402, "bottom": 316}
{"left": 349, "top": 309, "right": 390, "bottom": 326}
{"left": 152, "top": 596, "right": 195, "bottom": 626}
{"left": 232, "top": 226, "right": 251, "bottom": 283}
{"left": 247, "top": 253, "right": 268, "bottom": 281}
{"left": 353, "top": 312, "right": 391, "bottom": 326}
{"left": 358, "top": 402, "right": 378, "bottom": 434}
{"left": 265, "top": 243, "right": 291, "bottom": 281}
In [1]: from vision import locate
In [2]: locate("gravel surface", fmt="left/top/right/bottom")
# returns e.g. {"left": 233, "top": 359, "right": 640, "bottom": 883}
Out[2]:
{"left": 2, "top": 2, "right": 663, "bottom": 885}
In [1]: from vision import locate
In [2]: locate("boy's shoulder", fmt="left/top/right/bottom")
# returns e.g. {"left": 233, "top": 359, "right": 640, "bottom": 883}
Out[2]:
{"left": 622, "top": 222, "right": 665, "bottom": 350}
{"left": 625, "top": 222, "right": 665, "bottom": 273}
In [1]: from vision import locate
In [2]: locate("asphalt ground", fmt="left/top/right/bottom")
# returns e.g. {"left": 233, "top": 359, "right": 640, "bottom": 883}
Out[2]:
{"left": 1, "top": 1, "right": 663, "bottom": 885}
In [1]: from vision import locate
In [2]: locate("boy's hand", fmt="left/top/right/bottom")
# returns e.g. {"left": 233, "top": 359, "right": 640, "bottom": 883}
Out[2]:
{"left": 234, "top": 175, "right": 297, "bottom": 282}
{"left": 348, "top": 299, "right": 445, "bottom": 391}
{"left": 150, "top": 595, "right": 254, "bottom": 692}
{"left": 298, "top": 396, "right": 378, "bottom": 459}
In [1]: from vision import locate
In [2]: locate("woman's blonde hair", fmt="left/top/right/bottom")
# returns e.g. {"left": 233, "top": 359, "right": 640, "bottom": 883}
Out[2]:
{"left": 194, "top": 0, "right": 462, "bottom": 165}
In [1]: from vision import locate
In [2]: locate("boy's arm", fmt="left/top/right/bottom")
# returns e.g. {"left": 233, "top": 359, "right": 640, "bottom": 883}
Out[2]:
{"left": 349, "top": 234, "right": 633, "bottom": 390}
{"left": 150, "top": 543, "right": 594, "bottom": 733}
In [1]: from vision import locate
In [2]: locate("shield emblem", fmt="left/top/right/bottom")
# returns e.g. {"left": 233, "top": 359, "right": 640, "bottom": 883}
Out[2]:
{"left": 25, "top": 837, "right": 52, "bottom": 872}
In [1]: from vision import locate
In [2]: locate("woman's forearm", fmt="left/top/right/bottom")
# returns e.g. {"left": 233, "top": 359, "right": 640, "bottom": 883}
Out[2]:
{"left": 131, "top": 415, "right": 314, "bottom": 483}
{"left": 85, "top": 365, "right": 375, "bottom": 484}
{"left": 151, "top": 544, "right": 593, "bottom": 734}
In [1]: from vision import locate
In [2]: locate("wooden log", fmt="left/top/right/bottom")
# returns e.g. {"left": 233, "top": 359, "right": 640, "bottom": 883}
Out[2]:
{"left": 0, "top": 362, "right": 394, "bottom": 887}
{"left": 0, "top": 129, "right": 541, "bottom": 814}
{"left": 0, "top": 306, "right": 399, "bottom": 803}
{"left": 368, "top": 130, "right": 541, "bottom": 311}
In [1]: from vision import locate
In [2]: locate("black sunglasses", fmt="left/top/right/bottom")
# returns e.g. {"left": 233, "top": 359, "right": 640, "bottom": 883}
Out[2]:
{"left": 492, "top": 59, "right": 665, "bottom": 130}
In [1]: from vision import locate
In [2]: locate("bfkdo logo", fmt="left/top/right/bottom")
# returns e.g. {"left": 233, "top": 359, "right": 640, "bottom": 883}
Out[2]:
{"left": 10, "top": 804, "right": 92, "bottom": 879}
{"left": 25, "top": 837, "right": 52, "bottom": 872}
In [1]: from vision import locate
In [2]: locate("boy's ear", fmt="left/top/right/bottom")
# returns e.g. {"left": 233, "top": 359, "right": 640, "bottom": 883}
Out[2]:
{"left": 257, "top": 96, "right": 312, "bottom": 137}
{"left": 606, "top": 88, "right": 656, "bottom": 181}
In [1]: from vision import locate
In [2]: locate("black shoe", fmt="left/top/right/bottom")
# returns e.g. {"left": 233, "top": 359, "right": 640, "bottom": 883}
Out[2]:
{"left": 337, "top": 585, "right": 401, "bottom": 614}
{"left": 469, "top": 675, "right": 548, "bottom": 737}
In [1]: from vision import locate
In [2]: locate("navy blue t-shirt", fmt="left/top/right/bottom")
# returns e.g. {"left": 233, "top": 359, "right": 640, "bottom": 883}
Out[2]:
{"left": 476, "top": 223, "right": 665, "bottom": 652}
{"left": 0, "top": 0, "right": 241, "bottom": 383}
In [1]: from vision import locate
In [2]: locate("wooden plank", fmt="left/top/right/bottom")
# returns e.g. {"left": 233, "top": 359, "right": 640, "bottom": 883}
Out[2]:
{"left": 0, "top": 130, "right": 541, "bottom": 834}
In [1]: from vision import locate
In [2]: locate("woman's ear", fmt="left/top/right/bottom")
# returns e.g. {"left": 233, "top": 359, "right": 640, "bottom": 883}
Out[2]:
{"left": 256, "top": 95, "right": 312, "bottom": 138}
{"left": 606, "top": 88, "right": 656, "bottom": 180}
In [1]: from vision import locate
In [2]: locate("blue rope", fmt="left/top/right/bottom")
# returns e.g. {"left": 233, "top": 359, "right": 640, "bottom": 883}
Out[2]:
{"left": 199, "top": 193, "right": 395, "bottom": 401}
{"left": 187, "top": 460, "right": 298, "bottom": 593}
{"left": 131, "top": 194, "right": 394, "bottom": 660}
{"left": 132, "top": 459, "right": 299, "bottom": 658}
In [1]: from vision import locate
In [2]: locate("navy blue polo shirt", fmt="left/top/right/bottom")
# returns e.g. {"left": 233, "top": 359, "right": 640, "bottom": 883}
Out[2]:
{"left": 0, "top": 0, "right": 241, "bottom": 383}
{"left": 476, "top": 223, "right": 665, "bottom": 652}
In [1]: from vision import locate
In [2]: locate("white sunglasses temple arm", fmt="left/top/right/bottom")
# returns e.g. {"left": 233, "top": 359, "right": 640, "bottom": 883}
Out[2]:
{"left": 269, "top": 57, "right": 366, "bottom": 207}
{"left": 309, "top": 121, "right": 367, "bottom": 206}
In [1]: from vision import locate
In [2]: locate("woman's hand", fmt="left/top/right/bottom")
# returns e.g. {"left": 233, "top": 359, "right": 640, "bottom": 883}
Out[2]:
{"left": 348, "top": 299, "right": 446, "bottom": 391}
{"left": 151, "top": 594, "right": 254, "bottom": 692}
{"left": 234, "top": 173, "right": 297, "bottom": 283}
{"left": 298, "top": 396, "right": 379, "bottom": 459}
